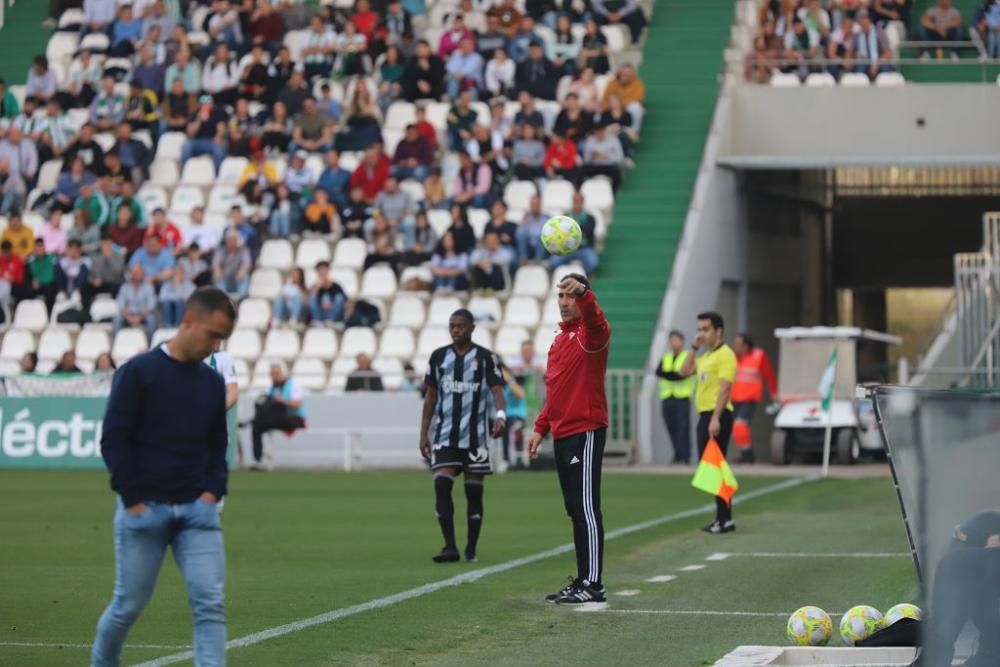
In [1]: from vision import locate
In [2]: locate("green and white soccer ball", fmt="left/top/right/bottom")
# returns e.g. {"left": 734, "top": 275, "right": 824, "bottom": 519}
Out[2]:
{"left": 539, "top": 215, "right": 583, "bottom": 256}
{"left": 839, "top": 605, "right": 884, "bottom": 645}
{"left": 884, "top": 603, "right": 922, "bottom": 626}
{"left": 787, "top": 606, "right": 833, "bottom": 646}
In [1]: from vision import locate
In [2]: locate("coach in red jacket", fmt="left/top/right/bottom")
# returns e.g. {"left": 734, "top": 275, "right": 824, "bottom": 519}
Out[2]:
{"left": 528, "top": 273, "right": 610, "bottom": 606}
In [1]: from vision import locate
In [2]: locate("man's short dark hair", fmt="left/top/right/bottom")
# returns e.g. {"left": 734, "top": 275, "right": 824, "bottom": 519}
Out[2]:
{"left": 315, "top": 260, "right": 330, "bottom": 270}
{"left": 451, "top": 308, "right": 474, "bottom": 324}
{"left": 563, "top": 273, "right": 590, "bottom": 289}
{"left": 737, "top": 332, "right": 754, "bottom": 349}
{"left": 184, "top": 287, "right": 237, "bottom": 321}
{"left": 697, "top": 311, "right": 724, "bottom": 331}
{"left": 67, "top": 239, "right": 82, "bottom": 248}
{"left": 669, "top": 329, "right": 685, "bottom": 340}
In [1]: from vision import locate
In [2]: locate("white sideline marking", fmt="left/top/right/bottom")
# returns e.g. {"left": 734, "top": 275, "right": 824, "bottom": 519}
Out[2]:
{"left": 596, "top": 609, "right": 847, "bottom": 618}
{"left": 710, "top": 552, "right": 910, "bottom": 559}
{"left": 134, "top": 476, "right": 819, "bottom": 667}
{"left": 613, "top": 590, "right": 641, "bottom": 597}
{"left": 677, "top": 565, "right": 706, "bottom": 572}
{"left": 0, "top": 642, "right": 189, "bottom": 650}
{"left": 645, "top": 575, "right": 677, "bottom": 583}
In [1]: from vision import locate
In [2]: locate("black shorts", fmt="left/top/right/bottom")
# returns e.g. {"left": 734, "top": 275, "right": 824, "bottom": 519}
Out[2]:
{"left": 430, "top": 445, "right": 492, "bottom": 475}
{"left": 733, "top": 401, "right": 756, "bottom": 422}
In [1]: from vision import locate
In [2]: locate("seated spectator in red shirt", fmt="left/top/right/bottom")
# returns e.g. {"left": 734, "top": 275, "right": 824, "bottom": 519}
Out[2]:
{"left": 108, "top": 205, "right": 144, "bottom": 258}
{"left": 392, "top": 123, "right": 434, "bottom": 182}
{"left": 544, "top": 132, "right": 580, "bottom": 186}
{"left": 0, "top": 240, "right": 26, "bottom": 321}
{"left": 452, "top": 150, "right": 493, "bottom": 209}
{"left": 351, "top": 146, "right": 391, "bottom": 203}
{"left": 144, "top": 208, "right": 184, "bottom": 252}
{"left": 438, "top": 14, "right": 475, "bottom": 59}
{"left": 351, "top": 0, "right": 381, "bottom": 45}
{"left": 414, "top": 104, "right": 439, "bottom": 152}
{"left": 246, "top": 3, "right": 286, "bottom": 52}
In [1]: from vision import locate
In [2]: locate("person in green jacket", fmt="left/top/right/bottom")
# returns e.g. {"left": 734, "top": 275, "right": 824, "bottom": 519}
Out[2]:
{"left": 654, "top": 330, "right": 696, "bottom": 464}
{"left": 0, "top": 78, "right": 19, "bottom": 119}
{"left": 27, "top": 239, "right": 59, "bottom": 314}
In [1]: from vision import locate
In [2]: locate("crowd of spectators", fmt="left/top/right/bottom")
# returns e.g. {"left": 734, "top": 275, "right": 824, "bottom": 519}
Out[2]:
{"left": 2, "top": 0, "right": 651, "bottom": 334}
{"left": 744, "top": 0, "right": 992, "bottom": 83}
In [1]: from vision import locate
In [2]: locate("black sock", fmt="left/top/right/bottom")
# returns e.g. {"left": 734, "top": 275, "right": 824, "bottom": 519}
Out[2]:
{"left": 434, "top": 474, "right": 456, "bottom": 549}
{"left": 464, "top": 481, "right": 484, "bottom": 558}
{"left": 717, "top": 497, "right": 732, "bottom": 524}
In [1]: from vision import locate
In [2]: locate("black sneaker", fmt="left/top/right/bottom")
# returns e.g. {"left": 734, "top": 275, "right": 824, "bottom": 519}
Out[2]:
{"left": 545, "top": 577, "right": 579, "bottom": 603}
{"left": 702, "top": 521, "right": 736, "bottom": 534}
{"left": 464, "top": 551, "right": 478, "bottom": 563}
{"left": 553, "top": 580, "right": 607, "bottom": 606}
{"left": 432, "top": 546, "right": 461, "bottom": 563}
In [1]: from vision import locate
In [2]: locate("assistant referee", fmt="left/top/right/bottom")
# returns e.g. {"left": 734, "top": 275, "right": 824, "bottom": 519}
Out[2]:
{"left": 528, "top": 274, "right": 611, "bottom": 606}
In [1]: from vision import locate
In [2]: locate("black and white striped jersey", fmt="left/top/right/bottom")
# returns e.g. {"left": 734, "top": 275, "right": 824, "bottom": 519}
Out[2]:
{"left": 424, "top": 344, "right": 505, "bottom": 450}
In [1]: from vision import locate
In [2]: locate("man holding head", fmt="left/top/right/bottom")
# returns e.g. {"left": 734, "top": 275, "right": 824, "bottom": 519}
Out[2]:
{"left": 92, "top": 287, "right": 237, "bottom": 667}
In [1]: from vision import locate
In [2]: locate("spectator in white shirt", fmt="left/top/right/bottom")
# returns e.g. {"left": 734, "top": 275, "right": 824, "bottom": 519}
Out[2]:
{"left": 854, "top": 10, "right": 894, "bottom": 79}
{"left": 201, "top": 43, "right": 240, "bottom": 107}
{"left": 583, "top": 122, "right": 624, "bottom": 192}
{"left": 301, "top": 14, "right": 337, "bottom": 80}
{"left": 782, "top": 16, "right": 820, "bottom": 78}
{"left": 484, "top": 48, "right": 516, "bottom": 98}
{"left": 0, "top": 127, "right": 39, "bottom": 188}
{"left": 25, "top": 57, "right": 58, "bottom": 105}
{"left": 182, "top": 207, "right": 222, "bottom": 255}
{"left": 84, "top": 0, "right": 117, "bottom": 35}
{"left": 826, "top": 15, "right": 857, "bottom": 79}
{"left": 206, "top": 0, "right": 244, "bottom": 52}
{"left": 67, "top": 50, "right": 103, "bottom": 108}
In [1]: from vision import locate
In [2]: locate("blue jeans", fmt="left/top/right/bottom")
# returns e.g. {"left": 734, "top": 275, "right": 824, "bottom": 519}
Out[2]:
{"left": 273, "top": 292, "right": 304, "bottom": 322}
{"left": 181, "top": 138, "right": 225, "bottom": 173}
{"left": 270, "top": 207, "right": 295, "bottom": 238}
{"left": 391, "top": 164, "right": 430, "bottom": 182}
{"left": 309, "top": 292, "right": 345, "bottom": 322}
{"left": 548, "top": 246, "right": 600, "bottom": 276}
{"left": 92, "top": 499, "right": 226, "bottom": 667}
{"left": 215, "top": 276, "right": 249, "bottom": 299}
{"left": 515, "top": 224, "right": 545, "bottom": 262}
{"left": 160, "top": 300, "right": 185, "bottom": 327}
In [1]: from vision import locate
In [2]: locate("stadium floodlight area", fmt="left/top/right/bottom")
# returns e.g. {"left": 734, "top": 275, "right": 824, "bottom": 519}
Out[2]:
{"left": 871, "top": 386, "right": 1000, "bottom": 666}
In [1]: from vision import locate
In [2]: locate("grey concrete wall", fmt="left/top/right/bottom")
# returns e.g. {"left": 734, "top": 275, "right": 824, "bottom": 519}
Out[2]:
{"left": 720, "top": 84, "right": 1000, "bottom": 167}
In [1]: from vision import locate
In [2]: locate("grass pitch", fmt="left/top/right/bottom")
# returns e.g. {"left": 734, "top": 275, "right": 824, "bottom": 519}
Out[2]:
{"left": 0, "top": 469, "right": 916, "bottom": 666}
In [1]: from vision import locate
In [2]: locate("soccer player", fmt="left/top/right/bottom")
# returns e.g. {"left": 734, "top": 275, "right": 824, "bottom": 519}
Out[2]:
{"left": 527, "top": 274, "right": 611, "bottom": 606}
{"left": 91, "top": 287, "right": 236, "bottom": 667}
{"left": 679, "top": 311, "right": 738, "bottom": 534}
{"left": 419, "top": 308, "right": 506, "bottom": 564}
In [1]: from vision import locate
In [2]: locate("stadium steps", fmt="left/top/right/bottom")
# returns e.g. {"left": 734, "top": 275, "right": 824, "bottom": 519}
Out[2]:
{"left": 594, "top": 0, "right": 733, "bottom": 369}
{"left": 0, "top": 1, "right": 50, "bottom": 85}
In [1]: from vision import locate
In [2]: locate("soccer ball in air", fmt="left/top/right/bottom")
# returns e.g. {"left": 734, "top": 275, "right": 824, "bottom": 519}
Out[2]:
{"left": 839, "top": 605, "right": 884, "bottom": 645}
{"left": 539, "top": 216, "right": 583, "bottom": 256}
{"left": 786, "top": 606, "right": 833, "bottom": 646}
{"left": 883, "top": 603, "right": 922, "bottom": 626}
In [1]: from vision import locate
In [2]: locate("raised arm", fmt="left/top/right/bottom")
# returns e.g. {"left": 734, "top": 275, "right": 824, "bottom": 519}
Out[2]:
{"left": 574, "top": 287, "right": 610, "bottom": 353}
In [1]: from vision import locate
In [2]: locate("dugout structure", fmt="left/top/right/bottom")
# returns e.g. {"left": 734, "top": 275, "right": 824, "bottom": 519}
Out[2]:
{"left": 870, "top": 386, "right": 1000, "bottom": 664}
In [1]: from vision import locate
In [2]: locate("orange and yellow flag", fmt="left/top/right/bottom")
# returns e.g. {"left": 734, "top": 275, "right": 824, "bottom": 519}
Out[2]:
{"left": 691, "top": 438, "right": 739, "bottom": 505}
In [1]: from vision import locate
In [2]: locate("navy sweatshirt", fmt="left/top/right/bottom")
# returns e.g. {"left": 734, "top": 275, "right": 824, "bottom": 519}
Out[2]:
{"left": 101, "top": 346, "right": 228, "bottom": 506}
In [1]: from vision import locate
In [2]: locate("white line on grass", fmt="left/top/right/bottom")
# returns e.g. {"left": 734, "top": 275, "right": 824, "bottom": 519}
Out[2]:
{"left": 677, "top": 564, "right": 706, "bottom": 572}
{"left": 133, "top": 475, "right": 819, "bottom": 667}
{"left": 0, "top": 642, "right": 190, "bottom": 650}
{"left": 645, "top": 575, "right": 677, "bottom": 583}
{"left": 706, "top": 552, "right": 910, "bottom": 561}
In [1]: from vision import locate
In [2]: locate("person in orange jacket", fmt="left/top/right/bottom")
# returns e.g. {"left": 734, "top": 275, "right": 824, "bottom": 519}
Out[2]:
{"left": 731, "top": 333, "right": 777, "bottom": 463}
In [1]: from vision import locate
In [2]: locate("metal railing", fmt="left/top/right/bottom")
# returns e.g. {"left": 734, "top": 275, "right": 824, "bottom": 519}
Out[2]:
{"left": 953, "top": 213, "right": 1000, "bottom": 387}
{"left": 743, "top": 55, "right": 1000, "bottom": 83}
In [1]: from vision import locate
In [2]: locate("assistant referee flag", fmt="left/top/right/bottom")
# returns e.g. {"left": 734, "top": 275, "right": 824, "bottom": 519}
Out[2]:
{"left": 691, "top": 438, "right": 739, "bottom": 505}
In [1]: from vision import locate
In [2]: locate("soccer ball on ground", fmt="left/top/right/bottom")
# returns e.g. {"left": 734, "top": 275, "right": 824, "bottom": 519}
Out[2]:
{"left": 540, "top": 216, "right": 583, "bottom": 256}
{"left": 839, "top": 605, "right": 884, "bottom": 645}
{"left": 787, "top": 606, "right": 833, "bottom": 646}
{"left": 884, "top": 603, "right": 922, "bottom": 626}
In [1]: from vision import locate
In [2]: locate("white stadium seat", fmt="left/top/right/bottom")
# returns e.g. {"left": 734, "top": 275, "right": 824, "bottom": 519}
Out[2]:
{"left": 75, "top": 327, "right": 111, "bottom": 361}
{"left": 89, "top": 297, "right": 119, "bottom": 323}
{"left": 13, "top": 300, "right": 49, "bottom": 333}
{"left": 512, "top": 265, "right": 550, "bottom": 298}
{"left": 218, "top": 157, "right": 249, "bottom": 185}
{"left": 600, "top": 24, "right": 630, "bottom": 52}
{"left": 875, "top": 72, "right": 905, "bottom": 87}
{"left": 542, "top": 298, "right": 560, "bottom": 325}
{"left": 399, "top": 181, "right": 425, "bottom": 202}
{"left": 150, "top": 328, "right": 177, "bottom": 348}
{"left": 170, "top": 185, "right": 206, "bottom": 215}
{"left": 495, "top": 326, "right": 530, "bottom": 359}
{"left": 263, "top": 328, "right": 301, "bottom": 360}
{"left": 534, "top": 326, "right": 558, "bottom": 354}
{"left": 248, "top": 269, "right": 283, "bottom": 300}
{"left": 258, "top": 239, "right": 294, "bottom": 272}
{"left": 0, "top": 329, "right": 35, "bottom": 361}
{"left": 839, "top": 72, "right": 871, "bottom": 87}
{"left": 541, "top": 179, "right": 575, "bottom": 214}
{"left": 359, "top": 265, "right": 398, "bottom": 300}
{"left": 206, "top": 185, "right": 239, "bottom": 214}
{"left": 388, "top": 296, "right": 426, "bottom": 329}
{"left": 156, "top": 132, "right": 187, "bottom": 162}
{"left": 37, "top": 160, "right": 64, "bottom": 193}
{"left": 150, "top": 160, "right": 180, "bottom": 187}
{"left": 251, "top": 360, "right": 277, "bottom": 390}
{"left": 417, "top": 326, "right": 450, "bottom": 357}
{"left": 332, "top": 238, "right": 367, "bottom": 270}
{"left": 138, "top": 185, "right": 169, "bottom": 214}
{"left": 580, "top": 178, "right": 615, "bottom": 219}
{"left": 371, "top": 356, "right": 403, "bottom": 385}
{"left": 471, "top": 327, "right": 493, "bottom": 350}
{"left": 377, "top": 327, "right": 416, "bottom": 359}
{"left": 384, "top": 101, "right": 417, "bottom": 131}
{"left": 427, "top": 209, "right": 452, "bottom": 238}
{"left": 466, "top": 296, "right": 502, "bottom": 328}
{"left": 295, "top": 238, "right": 332, "bottom": 269}
{"left": 769, "top": 72, "right": 801, "bottom": 87}
{"left": 37, "top": 328, "right": 73, "bottom": 361}
{"left": 111, "top": 328, "right": 148, "bottom": 365}
{"left": 292, "top": 357, "right": 328, "bottom": 391}
{"left": 79, "top": 32, "right": 110, "bottom": 53}
{"left": 504, "top": 296, "right": 541, "bottom": 328}
{"left": 58, "top": 8, "right": 86, "bottom": 29}
{"left": 805, "top": 72, "right": 836, "bottom": 87}
{"left": 551, "top": 263, "right": 586, "bottom": 289}
{"left": 301, "top": 327, "right": 339, "bottom": 360}
{"left": 468, "top": 208, "right": 490, "bottom": 238}
{"left": 226, "top": 329, "right": 262, "bottom": 361}
{"left": 238, "top": 298, "right": 272, "bottom": 331}
{"left": 428, "top": 295, "right": 465, "bottom": 326}
{"left": 328, "top": 268, "right": 359, "bottom": 298}
{"left": 504, "top": 180, "right": 538, "bottom": 209}
{"left": 339, "top": 327, "right": 378, "bottom": 357}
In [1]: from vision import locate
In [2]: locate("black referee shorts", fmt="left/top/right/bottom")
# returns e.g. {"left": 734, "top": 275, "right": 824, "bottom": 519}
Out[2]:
{"left": 431, "top": 445, "right": 493, "bottom": 475}
{"left": 554, "top": 428, "right": 606, "bottom": 585}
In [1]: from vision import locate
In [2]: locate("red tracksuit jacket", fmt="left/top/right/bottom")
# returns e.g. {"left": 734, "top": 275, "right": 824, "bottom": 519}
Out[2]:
{"left": 534, "top": 290, "right": 611, "bottom": 440}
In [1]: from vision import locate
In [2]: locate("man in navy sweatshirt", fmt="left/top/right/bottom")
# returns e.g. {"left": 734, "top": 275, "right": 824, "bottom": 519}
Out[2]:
{"left": 92, "top": 287, "right": 237, "bottom": 667}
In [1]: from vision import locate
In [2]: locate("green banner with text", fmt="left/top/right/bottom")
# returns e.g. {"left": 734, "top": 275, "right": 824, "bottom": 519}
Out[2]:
{"left": 0, "top": 398, "right": 239, "bottom": 468}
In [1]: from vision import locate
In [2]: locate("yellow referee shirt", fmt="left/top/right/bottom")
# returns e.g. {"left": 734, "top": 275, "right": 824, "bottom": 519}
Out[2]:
{"left": 695, "top": 344, "right": 737, "bottom": 413}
